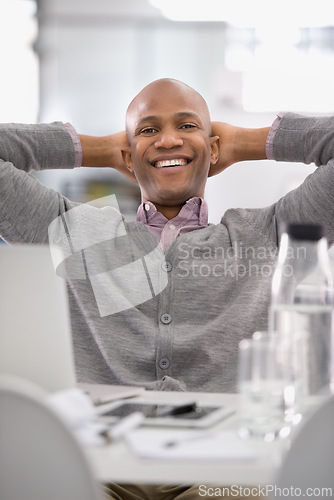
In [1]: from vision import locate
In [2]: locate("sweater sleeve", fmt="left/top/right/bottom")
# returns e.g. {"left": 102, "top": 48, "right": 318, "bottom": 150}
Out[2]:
{"left": 0, "top": 122, "right": 78, "bottom": 244}
{"left": 272, "top": 113, "right": 334, "bottom": 245}
{"left": 0, "top": 122, "right": 76, "bottom": 171}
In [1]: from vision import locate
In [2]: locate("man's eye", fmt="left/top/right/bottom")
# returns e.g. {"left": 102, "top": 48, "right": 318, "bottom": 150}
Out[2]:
{"left": 181, "top": 124, "right": 197, "bottom": 129}
{"left": 140, "top": 128, "right": 157, "bottom": 134}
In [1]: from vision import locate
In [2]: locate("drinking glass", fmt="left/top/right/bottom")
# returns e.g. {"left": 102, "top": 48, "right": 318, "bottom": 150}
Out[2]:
{"left": 238, "top": 331, "right": 292, "bottom": 441}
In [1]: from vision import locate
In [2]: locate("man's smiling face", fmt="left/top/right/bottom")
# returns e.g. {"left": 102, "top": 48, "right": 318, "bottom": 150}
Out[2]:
{"left": 123, "top": 79, "right": 219, "bottom": 211}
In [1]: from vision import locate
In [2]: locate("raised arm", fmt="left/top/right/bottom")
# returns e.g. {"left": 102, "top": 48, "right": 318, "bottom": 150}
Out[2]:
{"left": 267, "top": 113, "right": 334, "bottom": 244}
{"left": 209, "top": 121, "right": 270, "bottom": 176}
{"left": 0, "top": 122, "right": 77, "bottom": 244}
{"left": 0, "top": 122, "right": 75, "bottom": 172}
{"left": 0, "top": 123, "right": 135, "bottom": 244}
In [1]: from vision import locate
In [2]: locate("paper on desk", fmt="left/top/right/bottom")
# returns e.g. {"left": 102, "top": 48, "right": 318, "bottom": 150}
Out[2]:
{"left": 46, "top": 388, "right": 107, "bottom": 446}
{"left": 126, "top": 428, "right": 259, "bottom": 461}
{"left": 46, "top": 388, "right": 96, "bottom": 425}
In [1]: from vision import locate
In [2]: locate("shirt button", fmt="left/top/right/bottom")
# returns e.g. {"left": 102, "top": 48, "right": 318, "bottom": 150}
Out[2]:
{"left": 169, "top": 224, "right": 176, "bottom": 230}
{"left": 144, "top": 203, "right": 151, "bottom": 211}
{"left": 159, "top": 358, "right": 170, "bottom": 370}
{"left": 160, "top": 313, "right": 172, "bottom": 324}
{"left": 161, "top": 261, "right": 172, "bottom": 272}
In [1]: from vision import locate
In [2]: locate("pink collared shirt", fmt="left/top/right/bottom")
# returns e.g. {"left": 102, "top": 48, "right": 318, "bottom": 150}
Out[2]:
{"left": 137, "top": 197, "right": 209, "bottom": 253}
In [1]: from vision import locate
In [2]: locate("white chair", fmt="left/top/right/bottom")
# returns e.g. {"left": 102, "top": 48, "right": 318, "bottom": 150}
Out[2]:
{"left": 272, "top": 395, "right": 334, "bottom": 498}
{"left": 0, "top": 375, "right": 102, "bottom": 500}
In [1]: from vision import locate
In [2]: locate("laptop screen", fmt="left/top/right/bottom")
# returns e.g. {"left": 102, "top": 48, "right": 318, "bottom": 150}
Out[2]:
{"left": 0, "top": 244, "right": 77, "bottom": 392}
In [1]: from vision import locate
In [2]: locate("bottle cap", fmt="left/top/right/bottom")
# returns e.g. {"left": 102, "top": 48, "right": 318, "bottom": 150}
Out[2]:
{"left": 280, "top": 222, "right": 324, "bottom": 241}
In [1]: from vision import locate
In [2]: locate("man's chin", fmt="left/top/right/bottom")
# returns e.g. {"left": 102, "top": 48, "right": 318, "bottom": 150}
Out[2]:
{"left": 150, "top": 194, "right": 198, "bottom": 208}
{"left": 142, "top": 183, "right": 205, "bottom": 208}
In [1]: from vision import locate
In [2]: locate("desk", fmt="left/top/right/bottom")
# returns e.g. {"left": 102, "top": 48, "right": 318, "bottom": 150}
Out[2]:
{"left": 86, "top": 391, "right": 288, "bottom": 486}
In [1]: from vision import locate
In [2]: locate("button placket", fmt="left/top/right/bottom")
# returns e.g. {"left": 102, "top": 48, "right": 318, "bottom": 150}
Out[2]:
{"left": 156, "top": 270, "right": 173, "bottom": 379}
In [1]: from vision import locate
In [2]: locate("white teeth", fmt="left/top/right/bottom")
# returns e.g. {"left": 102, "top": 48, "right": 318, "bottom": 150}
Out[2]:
{"left": 155, "top": 159, "right": 188, "bottom": 168}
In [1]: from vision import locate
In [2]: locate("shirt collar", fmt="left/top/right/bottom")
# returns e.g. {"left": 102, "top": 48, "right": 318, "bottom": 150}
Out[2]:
{"left": 136, "top": 197, "right": 209, "bottom": 229}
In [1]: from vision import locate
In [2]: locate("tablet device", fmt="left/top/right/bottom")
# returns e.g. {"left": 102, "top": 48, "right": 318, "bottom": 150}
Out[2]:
{"left": 98, "top": 400, "right": 234, "bottom": 428}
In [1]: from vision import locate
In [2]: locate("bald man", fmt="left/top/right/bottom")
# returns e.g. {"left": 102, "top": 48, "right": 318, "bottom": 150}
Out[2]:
{"left": 2, "top": 78, "right": 334, "bottom": 499}
{"left": 122, "top": 79, "right": 220, "bottom": 217}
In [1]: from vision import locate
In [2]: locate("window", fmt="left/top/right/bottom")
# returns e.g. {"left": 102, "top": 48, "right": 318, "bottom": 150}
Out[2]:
{"left": 0, "top": 0, "right": 38, "bottom": 122}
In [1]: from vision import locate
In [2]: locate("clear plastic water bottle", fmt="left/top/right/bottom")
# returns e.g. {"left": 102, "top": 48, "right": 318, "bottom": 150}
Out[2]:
{"left": 269, "top": 223, "right": 334, "bottom": 414}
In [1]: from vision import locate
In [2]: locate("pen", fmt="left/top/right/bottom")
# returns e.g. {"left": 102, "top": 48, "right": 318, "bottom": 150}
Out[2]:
{"left": 163, "top": 431, "right": 216, "bottom": 448}
{"left": 102, "top": 411, "right": 145, "bottom": 443}
{"left": 158, "top": 401, "right": 198, "bottom": 417}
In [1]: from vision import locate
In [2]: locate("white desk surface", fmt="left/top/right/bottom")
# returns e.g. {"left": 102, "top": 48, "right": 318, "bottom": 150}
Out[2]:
{"left": 86, "top": 391, "right": 289, "bottom": 486}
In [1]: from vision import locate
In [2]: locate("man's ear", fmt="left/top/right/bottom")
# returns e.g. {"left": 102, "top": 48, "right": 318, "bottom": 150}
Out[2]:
{"left": 209, "top": 135, "right": 219, "bottom": 166}
{"left": 121, "top": 148, "right": 134, "bottom": 174}
{"left": 120, "top": 148, "right": 138, "bottom": 183}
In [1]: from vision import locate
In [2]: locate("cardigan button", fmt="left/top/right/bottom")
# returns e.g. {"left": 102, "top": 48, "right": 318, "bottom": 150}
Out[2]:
{"left": 160, "top": 313, "right": 172, "bottom": 324}
{"left": 161, "top": 261, "right": 172, "bottom": 272}
{"left": 159, "top": 358, "right": 170, "bottom": 370}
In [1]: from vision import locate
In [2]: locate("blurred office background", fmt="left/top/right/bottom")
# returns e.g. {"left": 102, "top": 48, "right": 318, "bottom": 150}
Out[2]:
{"left": 1, "top": 0, "right": 334, "bottom": 223}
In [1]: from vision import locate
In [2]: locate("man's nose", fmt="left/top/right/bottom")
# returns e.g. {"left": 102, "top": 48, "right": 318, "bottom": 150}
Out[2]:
{"left": 154, "top": 129, "right": 183, "bottom": 149}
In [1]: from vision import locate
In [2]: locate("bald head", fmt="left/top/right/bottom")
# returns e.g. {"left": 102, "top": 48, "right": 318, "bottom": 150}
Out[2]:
{"left": 121, "top": 78, "right": 220, "bottom": 217}
{"left": 125, "top": 78, "right": 212, "bottom": 141}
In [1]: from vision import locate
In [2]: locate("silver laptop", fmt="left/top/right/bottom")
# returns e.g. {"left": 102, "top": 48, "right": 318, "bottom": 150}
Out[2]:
{"left": 0, "top": 243, "right": 144, "bottom": 404}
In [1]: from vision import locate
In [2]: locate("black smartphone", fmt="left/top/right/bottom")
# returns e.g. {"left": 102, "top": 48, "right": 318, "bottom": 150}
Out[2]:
{"left": 100, "top": 401, "right": 234, "bottom": 428}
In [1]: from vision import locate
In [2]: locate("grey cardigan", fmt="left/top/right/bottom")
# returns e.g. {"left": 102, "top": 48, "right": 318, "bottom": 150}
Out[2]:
{"left": 1, "top": 113, "right": 334, "bottom": 393}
